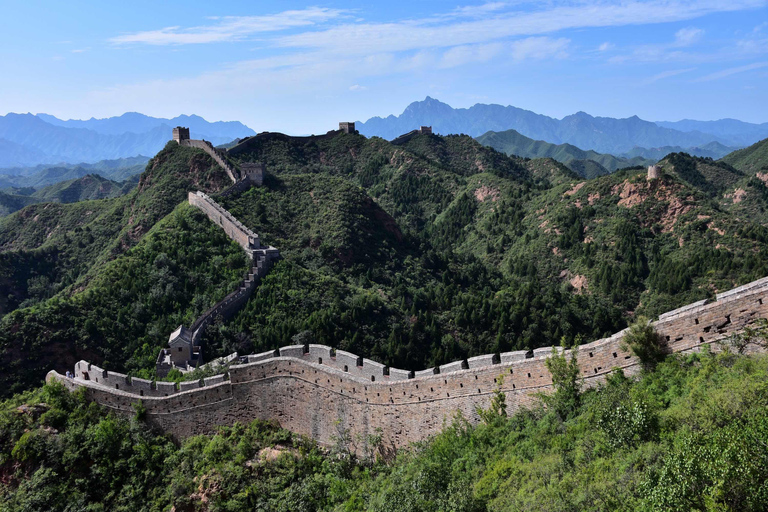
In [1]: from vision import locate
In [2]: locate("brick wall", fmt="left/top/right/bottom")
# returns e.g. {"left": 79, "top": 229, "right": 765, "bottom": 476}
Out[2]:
{"left": 181, "top": 139, "right": 238, "bottom": 183}
{"left": 48, "top": 276, "right": 768, "bottom": 452}
{"left": 188, "top": 191, "right": 260, "bottom": 254}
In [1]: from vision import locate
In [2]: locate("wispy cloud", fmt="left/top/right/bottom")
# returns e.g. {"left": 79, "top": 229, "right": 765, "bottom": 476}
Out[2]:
{"left": 610, "top": 25, "right": 706, "bottom": 63}
{"left": 110, "top": 7, "right": 347, "bottom": 45}
{"left": 275, "top": 0, "right": 762, "bottom": 55}
{"left": 674, "top": 27, "right": 704, "bottom": 46}
{"left": 695, "top": 61, "right": 768, "bottom": 81}
{"left": 598, "top": 42, "right": 614, "bottom": 52}
{"left": 71, "top": 48, "right": 90, "bottom": 54}
{"left": 641, "top": 67, "right": 696, "bottom": 84}
{"left": 349, "top": 84, "right": 367, "bottom": 91}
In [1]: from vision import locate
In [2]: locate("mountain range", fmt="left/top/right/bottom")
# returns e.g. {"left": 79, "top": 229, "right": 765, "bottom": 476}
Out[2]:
{"left": 356, "top": 97, "right": 757, "bottom": 156}
{"left": 0, "top": 113, "right": 255, "bottom": 168}
{"left": 477, "top": 129, "right": 744, "bottom": 178}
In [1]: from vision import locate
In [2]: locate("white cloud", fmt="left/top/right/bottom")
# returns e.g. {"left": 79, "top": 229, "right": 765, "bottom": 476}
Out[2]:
{"left": 349, "top": 84, "right": 367, "bottom": 91}
{"left": 71, "top": 48, "right": 90, "bottom": 54}
{"left": 110, "top": 7, "right": 347, "bottom": 45}
{"left": 509, "top": 37, "right": 570, "bottom": 61}
{"left": 694, "top": 61, "right": 768, "bottom": 81}
{"left": 439, "top": 42, "right": 504, "bottom": 68}
{"left": 640, "top": 67, "right": 696, "bottom": 84}
{"left": 448, "top": 2, "right": 510, "bottom": 18}
{"left": 275, "top": 0, "right": 763, "bottom": 55}
{"left": 674, "top": 27, "right": 704, "bottom": 46}
{"left": 598, "top": 42, "right": 614, "bottom": 51}
{"left": 610, "top": 25, "right": 706, "bottom": 63}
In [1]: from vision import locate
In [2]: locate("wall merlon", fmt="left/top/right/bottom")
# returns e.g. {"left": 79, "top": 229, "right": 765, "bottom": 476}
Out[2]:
{"left": 500, "top": 351, "right": 528, "bottom": 364}
{"left": 468, "top": 354, "right": 499, "bottom": 368}
{"left": 414, "top": 368, "right": 439, "bottom": 378}
{"left": 279, "top": 346, "right": 305, "bottom": 358}
{"left": 179, "top": 380, "right": 203, "bottom": 392}
{"left": 439, "top": 360, "right": 467, "bottom": 374}
{"left": 388, "top": 368, "right": 412, "bottom": 381}
{"left": 204, "top": 375, "right": 226, "bottom": 386}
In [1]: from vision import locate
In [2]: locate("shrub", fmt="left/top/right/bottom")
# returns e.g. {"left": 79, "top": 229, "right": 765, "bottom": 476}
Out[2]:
{"left": 622, "top": 316, "right": 665, "bottom": 370}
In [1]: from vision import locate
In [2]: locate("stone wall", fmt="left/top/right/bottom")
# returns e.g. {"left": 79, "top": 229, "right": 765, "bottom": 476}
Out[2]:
{"left": 49, "top": 275, "right": 768, "bottom": 451}
{"left": 181, "top": 139, "right": 239, "bottom": 183}
{"left": 188, "top": 191, "right": 260, "bottom": 255}
{"left": 390, "top": 127, "right": 433, "bottom": 146}
{"left": 226, "top": 130, "right": 348, "bottom": 157}
{"left": 188, "top": 251, "right": 277, "bottom": 345}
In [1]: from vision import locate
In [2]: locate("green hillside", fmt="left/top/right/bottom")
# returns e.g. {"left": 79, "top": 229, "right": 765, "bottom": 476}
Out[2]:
{"left": 0, "top": 191, "right": 38, "bottom": 217}
{"left": 2, "top": 131, "right": 768, "bottom": 510}
{"left": 721, "top": 137, "right": 768, "bottom": 174}
{"left": 476, "top": 128, "right": 652, "bottom": 176}
{"left": 30, "top": 173, "right": 134, "bottom": 203}
{"left": 0, "top": 174, "right": 139, "bottom": 218}
{"left": 3, "top": 133, "right": 768, "bottom": 398}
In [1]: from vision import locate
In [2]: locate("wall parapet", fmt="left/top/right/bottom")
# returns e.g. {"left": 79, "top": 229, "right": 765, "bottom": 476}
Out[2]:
{"left": 188, "top": 191, "right": 263, "bottom": 255}
{"left": 50, "top": 274, "right": 768, "bottom": 451}
{"left": 181, "top": 139, "right": 239, "bottom": 183}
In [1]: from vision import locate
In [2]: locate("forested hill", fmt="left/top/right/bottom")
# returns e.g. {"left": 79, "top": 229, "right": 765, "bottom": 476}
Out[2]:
{"left": 2, "top": 133, "right": 768, "bottom": 398}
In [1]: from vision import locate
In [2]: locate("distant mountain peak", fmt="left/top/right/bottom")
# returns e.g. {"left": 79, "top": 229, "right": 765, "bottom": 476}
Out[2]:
{"left": 356, "top": 97, "right": 753, "bottom": 154}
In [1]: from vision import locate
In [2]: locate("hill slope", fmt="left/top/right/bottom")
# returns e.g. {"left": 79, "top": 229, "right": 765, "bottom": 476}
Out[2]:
{"left": 476, "top": 128, "right": 650, "bottom": 176}
{"left": 721, "top": 137, "right": 768, "bottom": 174}
{"left": 3, "top": 133, "right": 768, "bottom": 399}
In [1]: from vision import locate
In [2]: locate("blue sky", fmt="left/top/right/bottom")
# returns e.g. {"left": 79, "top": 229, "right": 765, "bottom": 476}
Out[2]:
{"left": 1, "top": 0, "right": 767, "bottom": 134}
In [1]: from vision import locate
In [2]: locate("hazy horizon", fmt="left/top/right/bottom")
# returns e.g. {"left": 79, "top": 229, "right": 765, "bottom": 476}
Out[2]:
{"left": 2, "top": 1, "right": 767, "bottom": 134}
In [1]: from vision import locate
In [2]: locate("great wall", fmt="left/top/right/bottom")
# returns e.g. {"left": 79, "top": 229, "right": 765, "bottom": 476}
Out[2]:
{"left": 46, "top": 124, "right": 768, "bottom": 453}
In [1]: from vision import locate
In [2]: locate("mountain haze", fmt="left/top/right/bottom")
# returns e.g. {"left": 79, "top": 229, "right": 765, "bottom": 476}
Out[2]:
{"left": 357, "top": 97, "right": 749, "bottom": 155}
{"left": 656, "top": 119, "right": 768, "bottom": 147}
{"left": 0, "top": 113, "right": 255, "bottom": 167}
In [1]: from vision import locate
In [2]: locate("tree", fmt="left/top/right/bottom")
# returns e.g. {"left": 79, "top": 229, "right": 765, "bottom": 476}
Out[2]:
{"left": 543, "top": 337, "right": 581, "bottom": 420}
{"left": 477, "top": 375, "right": 507, "bottom": 425}
{"left": 621, "top": 316, "right": 664, "bottom": 370}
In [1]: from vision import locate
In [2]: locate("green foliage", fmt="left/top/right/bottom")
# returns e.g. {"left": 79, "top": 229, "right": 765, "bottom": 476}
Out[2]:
{"left": 720, "top": 137, "right": 768, "bottom": 174}
{"left": 476, "top": 376, "right": 507, "bottom": 425}
{"left": 0, "top": 203, "right": 248, "bottom": 395}
{"left": 593, "top": 370, "right": 658, "bottom": 449}
{"left": 3, "top": 353, "right": 768, "bottom": 511}
{"left": 622, "top": 316, "right": 665, "bottom": 370}
{"left": 543, "top": 338, "right": 582, "bottom": 420}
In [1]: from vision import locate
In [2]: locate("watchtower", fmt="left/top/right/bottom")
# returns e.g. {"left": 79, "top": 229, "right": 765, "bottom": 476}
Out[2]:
{"left": 173, "top": 126, "right": 190, "bottom": 143}
{"left": 419, "top": 126, "right": 433, "bottom": 135}
{"left": 339, "top": 122, "right": 356, "bottom": 134}
{"left": 647, "top": 165, "right": 661, "bottom": 181}
{"left": 241, "top": 162, "right": 264, "bottom": 186}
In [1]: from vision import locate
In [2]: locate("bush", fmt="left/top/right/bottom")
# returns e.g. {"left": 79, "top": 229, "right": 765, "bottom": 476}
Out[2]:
{"left": 622, "top": 316, "right": 665, "bottom": 370}
{"left": 543, "top": 337, "right": 581, "bottom": 420}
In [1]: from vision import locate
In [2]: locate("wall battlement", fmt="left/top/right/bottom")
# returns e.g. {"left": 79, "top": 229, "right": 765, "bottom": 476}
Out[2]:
{"left": 50, "top": 274, "right": 768, "bottom": 451}
{"left": 188, "top": 191, "right": 264, "bottom": 255}
{"left": 390, "top": 126, "right": 434, "bottom": 145}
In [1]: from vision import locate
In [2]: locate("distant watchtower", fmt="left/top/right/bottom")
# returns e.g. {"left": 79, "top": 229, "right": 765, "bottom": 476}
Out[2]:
{"left": 647, "top": 165, "right": 661, "bottom": 181}
{"left": 173, "top": 126, "right": 190, "bottom": 143}
{"left": 241, "top": 162, "right": 265, "bottom": 186}
{"left": 419, "top": 126, "right": 432, "bottom": 134}
{"left": 339, "top": 122, "right": 356, "bottom": 134}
